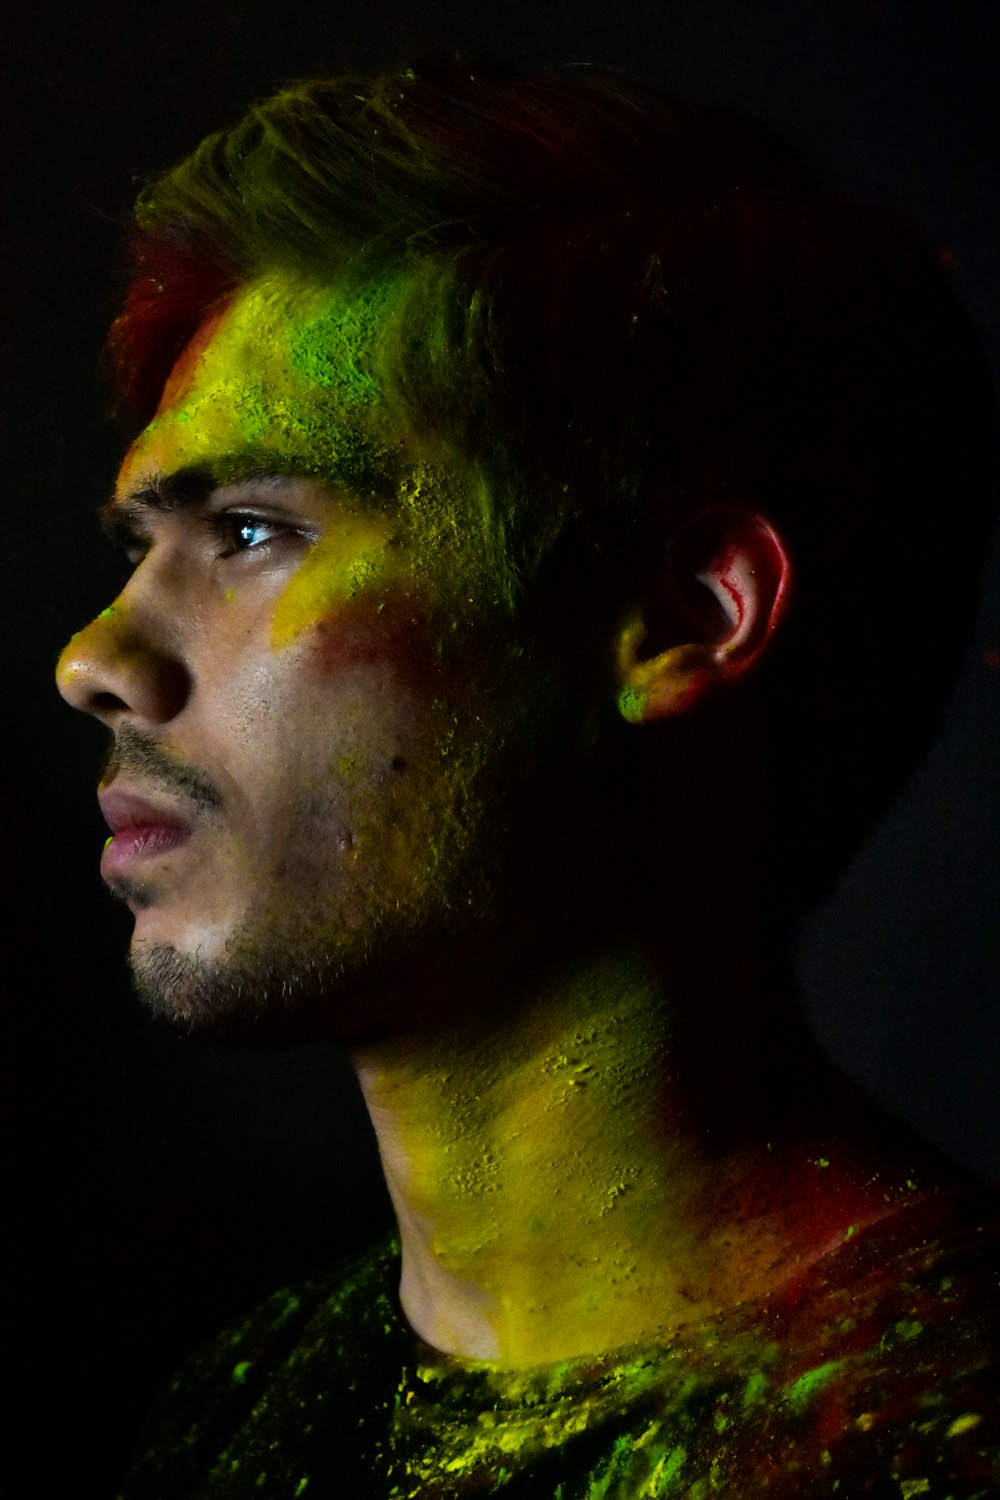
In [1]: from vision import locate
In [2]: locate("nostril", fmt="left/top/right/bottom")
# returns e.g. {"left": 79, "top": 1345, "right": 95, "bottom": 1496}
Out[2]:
{"left": 90, "top": 689, "right": 133, "bottom": 718}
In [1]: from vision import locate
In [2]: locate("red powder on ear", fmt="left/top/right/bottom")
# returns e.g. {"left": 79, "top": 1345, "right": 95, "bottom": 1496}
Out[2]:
{"left": 717, "top": 572, "right": 745, "bottom": 626}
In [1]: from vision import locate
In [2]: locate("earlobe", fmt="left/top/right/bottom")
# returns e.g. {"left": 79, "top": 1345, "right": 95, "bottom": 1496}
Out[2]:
{"left": 616, "top": 625, "right": 716, "bottom": 724}
{"left": 616, "top": 506, "right": 792, "bottom": 724}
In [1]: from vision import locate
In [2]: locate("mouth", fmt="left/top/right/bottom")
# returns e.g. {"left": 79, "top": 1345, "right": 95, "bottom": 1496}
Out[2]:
{"left": 98, "top": 786, "right": 194, "bottom": 883}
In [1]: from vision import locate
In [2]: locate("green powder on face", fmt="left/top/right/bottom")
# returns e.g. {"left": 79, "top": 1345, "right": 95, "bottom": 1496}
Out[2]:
{"left": 233, "top": 384, "right": 384, "bottom": 493}
{"left": 288, "top": 285, "right": 388, "bottom": 408}
{"left": 234, "top": 386, "right": 271, "bottom": 444}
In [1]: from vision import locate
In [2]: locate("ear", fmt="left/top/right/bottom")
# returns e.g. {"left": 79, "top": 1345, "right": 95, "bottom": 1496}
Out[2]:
{"left": 616, "top": 506, "right": 792, "bottom": 724}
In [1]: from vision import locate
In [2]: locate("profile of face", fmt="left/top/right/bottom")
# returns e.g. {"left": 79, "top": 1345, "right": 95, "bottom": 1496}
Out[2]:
{"left": 56, "top": 276, "right": 568, "bottom": 1042}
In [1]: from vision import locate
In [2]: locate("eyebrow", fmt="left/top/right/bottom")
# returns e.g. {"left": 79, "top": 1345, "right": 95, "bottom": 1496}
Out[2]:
{"left": 100, "top": 443, "right": 404, "bottom": 548}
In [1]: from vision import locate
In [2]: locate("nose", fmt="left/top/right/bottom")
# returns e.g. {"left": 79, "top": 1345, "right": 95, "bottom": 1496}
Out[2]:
{"left": 56, "top": 596, "right": 191, "bottom": 729}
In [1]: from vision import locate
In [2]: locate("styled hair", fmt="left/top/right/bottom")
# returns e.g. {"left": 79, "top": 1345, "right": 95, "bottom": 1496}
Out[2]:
{"left": 110, "top": 56, "right": 998, "bottom": 914}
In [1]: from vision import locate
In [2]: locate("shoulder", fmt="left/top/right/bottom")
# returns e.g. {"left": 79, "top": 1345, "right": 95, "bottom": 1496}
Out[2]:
{"left": 574, "top": 1188, "right": 1000, "bottom": 1500}
{"left": 748, "top": 1186, "right": 1000, "bottom": 1495}
{"left": 118, "top": 1235, "right": 404, "bottom": 1498}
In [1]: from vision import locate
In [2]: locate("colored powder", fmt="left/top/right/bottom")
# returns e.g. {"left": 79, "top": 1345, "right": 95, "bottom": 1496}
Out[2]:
{"left": 617, "top": 685, "right": 647, "bottom": 723}
{"left": 288, "top": 284, "right": 388, "bottom": 408}
{"left": 784, "top": 1359, "right": 842, "bottom": 1408}
{"left": 119, "top": 1195, "right": 1000, "bottom": 1497}
{"left": 946, "top": 1413, "right": 981, "bottom": 1437}
{"left": 894, "top": 1319, "right": 924, "bottom": 1342}
{"left": 268, "top": 514, "right": 395, "bottom": 651}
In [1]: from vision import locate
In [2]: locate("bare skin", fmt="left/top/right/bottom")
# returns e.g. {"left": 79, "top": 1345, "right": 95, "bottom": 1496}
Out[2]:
{"left": 353, "top": 937, "right": 965, "bottom": 1364}
{"left": 57, "top": 272, "right": 967, "bottom": 1369}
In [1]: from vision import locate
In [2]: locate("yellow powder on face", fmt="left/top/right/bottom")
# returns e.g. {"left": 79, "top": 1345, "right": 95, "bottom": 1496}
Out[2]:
{"left": 118, "top": 274, "right": 493, "bottom": 666}
{"left": 269, "top": 514, "right": 397, "bottom": 651}
{"left": 121, "top": 279, "right": 403, "bottom": 490}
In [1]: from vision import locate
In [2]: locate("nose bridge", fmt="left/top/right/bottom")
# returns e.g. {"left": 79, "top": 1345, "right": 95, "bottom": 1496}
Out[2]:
{"left": 56, "top": 575, "right": 191, "bottom": 726}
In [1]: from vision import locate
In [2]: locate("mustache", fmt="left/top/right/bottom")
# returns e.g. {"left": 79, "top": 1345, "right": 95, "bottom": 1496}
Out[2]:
{"left": 100, "top": 725, "right": 223, "bottom": 810}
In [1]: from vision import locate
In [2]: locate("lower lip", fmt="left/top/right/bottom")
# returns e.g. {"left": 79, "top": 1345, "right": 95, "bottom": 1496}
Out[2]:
{"left": 100, "top": 824, "right": 191, "bottom": 881}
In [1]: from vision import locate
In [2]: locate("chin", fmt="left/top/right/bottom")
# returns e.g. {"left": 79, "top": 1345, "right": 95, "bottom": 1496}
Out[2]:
{"left": 127, "top": 926, "right": 379, "bottom": 1046}
{"left": 130, "top": 941, "right": 269, "bottom": 1037}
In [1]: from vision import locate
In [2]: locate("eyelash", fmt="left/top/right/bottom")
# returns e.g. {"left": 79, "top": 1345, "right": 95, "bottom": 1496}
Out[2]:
{"left": 114, "top": 509, "right": 307, "bottom": 571}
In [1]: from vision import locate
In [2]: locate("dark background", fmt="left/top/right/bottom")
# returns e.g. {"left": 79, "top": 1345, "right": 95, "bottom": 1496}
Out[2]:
{"left": 3, "top": 0, "right": 998, "bottom": 1489}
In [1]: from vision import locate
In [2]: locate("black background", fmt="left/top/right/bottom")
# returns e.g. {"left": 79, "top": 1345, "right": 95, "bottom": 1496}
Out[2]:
{"left": 3, "top": 1, "right": 998, "bottom": 1489}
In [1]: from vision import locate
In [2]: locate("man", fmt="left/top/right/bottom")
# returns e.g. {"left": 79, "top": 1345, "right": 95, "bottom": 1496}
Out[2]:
{"left": 57, "top": 57, "right": 998, "bottom": 1498}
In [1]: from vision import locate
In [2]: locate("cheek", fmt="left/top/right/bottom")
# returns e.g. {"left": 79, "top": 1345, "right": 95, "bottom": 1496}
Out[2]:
{"left": 309, "top": 601, "right": 394, "bottom": 671}
{"left": 306, "top": 594, "right": 442, "bottom": 688}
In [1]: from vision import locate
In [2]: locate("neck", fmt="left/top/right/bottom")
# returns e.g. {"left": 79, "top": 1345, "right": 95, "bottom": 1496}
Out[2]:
{"left": 351, "top": 937, "right": 959, "bottom": 1365}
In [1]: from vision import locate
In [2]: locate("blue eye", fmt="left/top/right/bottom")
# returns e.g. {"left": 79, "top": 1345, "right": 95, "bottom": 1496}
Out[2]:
{"left": 210, "top": 513, "right": 285, "bottom": 557}
{"left": 235, "top": 518, "right": 274, "bottom": 549}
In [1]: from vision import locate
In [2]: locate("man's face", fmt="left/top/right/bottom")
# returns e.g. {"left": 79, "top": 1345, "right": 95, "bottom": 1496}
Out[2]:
{"left": 57, "top": 276, "right": 558, "bottom": 1041}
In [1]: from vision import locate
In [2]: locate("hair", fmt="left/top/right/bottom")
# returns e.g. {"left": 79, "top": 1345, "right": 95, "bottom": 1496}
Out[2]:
{"left": 109, "top": 55, "right": 998, "bottom": 917}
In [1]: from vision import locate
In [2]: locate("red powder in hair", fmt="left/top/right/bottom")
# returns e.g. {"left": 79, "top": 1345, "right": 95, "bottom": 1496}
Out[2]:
{"left": 110, "top": 235, "right": 236, "bottom": 422}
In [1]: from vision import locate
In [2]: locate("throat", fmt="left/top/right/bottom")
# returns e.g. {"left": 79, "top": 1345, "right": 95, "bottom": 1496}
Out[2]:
{"left": 351, "top": 946, "right": 953, "bottom": 1366}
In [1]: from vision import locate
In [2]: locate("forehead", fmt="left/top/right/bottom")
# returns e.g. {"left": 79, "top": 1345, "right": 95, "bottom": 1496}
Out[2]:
{"left": 116, "top": 276, "right": 409, "bottom": 501}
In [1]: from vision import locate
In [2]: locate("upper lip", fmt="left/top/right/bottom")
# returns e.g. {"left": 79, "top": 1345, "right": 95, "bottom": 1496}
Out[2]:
{"left": 98, "top": 785, "right": 195, "bottom": 836}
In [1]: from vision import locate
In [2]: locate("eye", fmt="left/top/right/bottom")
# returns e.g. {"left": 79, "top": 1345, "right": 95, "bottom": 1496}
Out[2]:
{"left": 102, "top": 516, "right": 151, "bottom": 571}
{"left": 207, "top": 512, "right": 290, "bottom": 558}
